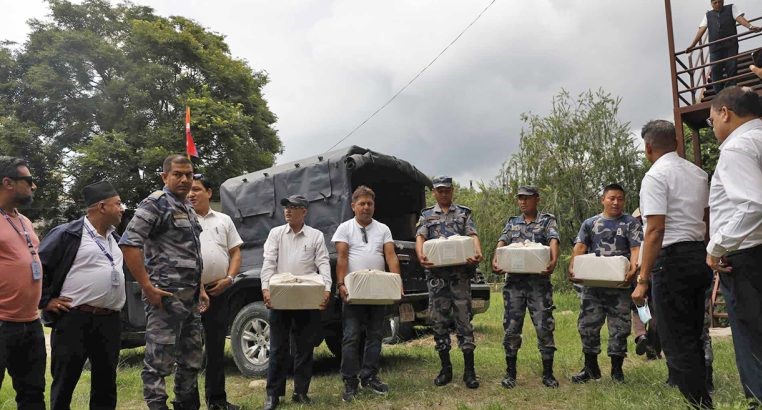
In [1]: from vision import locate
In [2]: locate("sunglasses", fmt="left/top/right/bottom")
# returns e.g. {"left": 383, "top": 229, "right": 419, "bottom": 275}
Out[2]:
{"left": 193, "top": 173, "right": 204, "bottom": 180}
{"left": 10, "top": 176, "right": 35, "bottom": 186}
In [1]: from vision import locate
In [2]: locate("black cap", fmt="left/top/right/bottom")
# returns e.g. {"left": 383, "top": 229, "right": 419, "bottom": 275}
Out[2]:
{"left": 280, "top": 195, "right": 308, "bottom": 208}
{"left": 432, "top": 175, "right": 453, "bottom": 188}
{"left": 516, "top": 185, "right": 539, "bottom": 196}
{"left": 83, "top": 180, "right": 118, "bottom": 206}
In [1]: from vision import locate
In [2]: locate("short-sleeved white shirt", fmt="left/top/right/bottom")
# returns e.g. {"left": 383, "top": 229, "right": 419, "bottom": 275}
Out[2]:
{"left": 197, "top": 210, "right": 243, "bottom": 284}
{"left": 699, "top": 4, "right": 741, "bottom": 27}
{"left": 332, "top": 218, "right": 393, "bottom": 273}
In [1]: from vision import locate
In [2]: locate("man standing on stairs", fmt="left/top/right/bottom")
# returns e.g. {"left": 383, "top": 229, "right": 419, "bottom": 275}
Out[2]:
{"left": 632, "top": 120, "right": 713, "bottom": 409}
{"left": 686, "top": 0, "right": 761, "bottom": 93}
{"left": 416, "top": 176, "right": 483, "bottom": 389}
{"left": 492, "top": 185, "right": 561, "bottom": 389}
{"left": 568, "top": 183, "right": 642, "bottom": 384}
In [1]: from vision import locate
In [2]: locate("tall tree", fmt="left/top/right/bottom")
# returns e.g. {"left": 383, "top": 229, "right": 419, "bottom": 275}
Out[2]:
{"left": 499, "top": 89, "right": 647, "bottom": 263}
{"left": 3, "top": 0, "right": 280, "bottom": 221}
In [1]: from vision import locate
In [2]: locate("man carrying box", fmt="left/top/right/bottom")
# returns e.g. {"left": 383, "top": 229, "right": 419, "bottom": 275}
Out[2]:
{"left": 333, "top": 186, "right": 401, "bottom": 402}
{"left": 568, "top": 183, "right": 642, "bottom": 383}
{"left": 416, "top": 176, "right": 483, "bottom": 389}
{"left": 492, "top": 185, "right": 560, "bottom": 389}
{"left": 260, "top": 195, "right": 331, "bottom": 410}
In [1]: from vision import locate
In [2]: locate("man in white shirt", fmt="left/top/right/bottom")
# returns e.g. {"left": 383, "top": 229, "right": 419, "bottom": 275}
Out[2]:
{"left": 333, "top": 186, "right": 401, "bottom": 402}
{"left": 631, "top": 120, "right": 713, "bottom": 409}
{"left": 260, "top": 195, "right": 331, "bottom": 410}
{"left": 39, "top": 180, "right": 126, "bottom": 410}
{"left": 705, "top": 86, "right": 762, "bottom": 409}
{"left": 188, "top": 175, "right": 243, "bottom": 410}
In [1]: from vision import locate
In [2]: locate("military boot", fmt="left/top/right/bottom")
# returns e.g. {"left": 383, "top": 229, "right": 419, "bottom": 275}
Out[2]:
{"left": 434, "top": 350, "right": 452, "bottom": 386}
{"left": 571, "top": 353, "right": 601, "bottom": 384}
{"left": 610, "top": 355, "right": 625, "bottom": 383}
{"left": 462, "top": 351, "right": 479, "bottom": 389}
{"left": 542, "top": 358, "right": 559, "bottom": 388}
{"left": 501, "top": 356, "right": 517, "bottom": 389}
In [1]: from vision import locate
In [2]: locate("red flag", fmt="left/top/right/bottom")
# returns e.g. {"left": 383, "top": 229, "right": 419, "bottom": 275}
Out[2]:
{"left": 185, "top": 106, "right": 198, "bottom": 158}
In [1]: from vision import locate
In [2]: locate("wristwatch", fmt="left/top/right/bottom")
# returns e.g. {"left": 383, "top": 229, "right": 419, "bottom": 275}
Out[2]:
{"left": 226, "top": 275, "right": 234, "bottom": 283}
{"left": 636, "top": 274, "right": 649, "bottom": 285}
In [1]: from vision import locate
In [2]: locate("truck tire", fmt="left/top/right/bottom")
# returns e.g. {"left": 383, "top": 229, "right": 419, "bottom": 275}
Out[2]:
{"left": 230, "top": 302, "right": 271, "bottom": 377}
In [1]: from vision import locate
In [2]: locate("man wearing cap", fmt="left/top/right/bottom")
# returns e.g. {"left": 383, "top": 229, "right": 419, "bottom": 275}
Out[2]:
{"left": 260, "top": 194, "right": 331, "bottom": 410}
{"left": 0, "top": 156, "right": 45, "bottom": 410}
{"left": 492, "top": 185, "right": 560, "bottom": 389}
{"left": 416, "top": 176, "right": 483, "bottom": 389}
{"left": 120, "top": 154, "right": 208, "bottom": 410}
{"left": 188, "top": 175, "right": 243, "bottom": 410}
{"left": 333, "top": 185, "right": 401, "bottom": 402}
{"left": 39, "top": 180, "right": 126, "bottom": 410}
{"left": 568, "top": 183, "right": 642, "bottom": 384}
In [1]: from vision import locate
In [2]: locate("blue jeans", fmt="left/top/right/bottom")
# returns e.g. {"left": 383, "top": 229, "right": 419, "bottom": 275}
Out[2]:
{"left": 709, "top": 43, "right": 739, "bottom": 93}
{"left": 0, "top": 319, "right": 46, "bottom": 410}
{"left": 341, "top": 304, "right": 385, "bottom": 383}
{"left": 723, "top": 245, "right": 762, "bottom": 405}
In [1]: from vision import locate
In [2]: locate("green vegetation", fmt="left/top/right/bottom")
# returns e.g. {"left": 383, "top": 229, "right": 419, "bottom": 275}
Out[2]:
{"left": 1, "top": 291, "right": 749, "bottom": 409}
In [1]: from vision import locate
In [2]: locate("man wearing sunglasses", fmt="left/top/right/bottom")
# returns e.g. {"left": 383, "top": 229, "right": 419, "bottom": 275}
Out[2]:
{"left": 332, "top": 185, "right": 400, "bottom": 402}
{"left": 38, "top": 180, "right": 126, "bottom": 410}
{"left": 0, "top": 156, "right": 45, "bottom": 410}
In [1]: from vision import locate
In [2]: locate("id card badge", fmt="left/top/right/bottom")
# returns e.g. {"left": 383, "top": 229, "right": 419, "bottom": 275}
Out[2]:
{"left": 31, "top": 261, "right": 42, "bottom": 281}
{"left": 111, "top": 268, "right": 121, "bottom": 287}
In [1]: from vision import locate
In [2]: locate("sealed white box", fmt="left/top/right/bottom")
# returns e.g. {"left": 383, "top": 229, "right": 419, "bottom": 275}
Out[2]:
{"left": 269, "top": 273, "right": 325, "bottom": 309}
{"left": 345, "top": 269, "right": 402, "bottom": 305}
{"left": 496, "top": 241, "right": 550, "bottom": 274}
{"left": 423, "top": 235, "right": 476, "bottom": 267}
{"left": 573, "top": 254, "right": 630, "bottom": 288}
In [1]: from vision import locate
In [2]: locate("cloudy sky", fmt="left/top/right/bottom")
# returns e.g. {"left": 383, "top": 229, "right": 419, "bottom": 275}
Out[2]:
{"left": 3, "top": 0, "right": 761, "bottom": 184}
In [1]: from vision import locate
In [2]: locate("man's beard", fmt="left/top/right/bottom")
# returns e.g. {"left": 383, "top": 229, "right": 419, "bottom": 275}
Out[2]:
{"left": 15, "top": 191, "right": 34, "bottom": 206}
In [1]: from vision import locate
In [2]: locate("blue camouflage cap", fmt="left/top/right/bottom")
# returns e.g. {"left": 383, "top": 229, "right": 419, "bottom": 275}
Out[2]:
{"left": 432, "top": 175, "right": 453, "bottom": 188}
{"left": 280, "top": 194, "right": 308, "bottom": 208}
{"left": 516, "top": 185, "right": 539, "bottom": 196}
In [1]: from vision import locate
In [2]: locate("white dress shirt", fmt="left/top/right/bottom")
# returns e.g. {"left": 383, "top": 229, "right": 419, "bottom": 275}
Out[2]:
{"left": 639, "top": 151, "right": 709, "bottom": 248}
{"left": 60, "top": 217, "right": 126, "bottom": 310}
{"left": 260, "top": 223, "right": 331, "bottom": 291}
{"left": 707, "top": 118, "right": 762, "bottom": 257}
{"left": 332, "top": 218, "right": 394, "bottom": 273}
{"left": 197, "top": 210, "right": 243, "bottom": 284}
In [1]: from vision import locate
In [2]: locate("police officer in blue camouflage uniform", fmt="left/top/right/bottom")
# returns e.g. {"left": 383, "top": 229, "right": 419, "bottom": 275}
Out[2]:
{"left": 492, "top": 185, "right": 560, "bottom": 389}
{"left": 415, "top": 176, "right": 483, "bottom": 389}
{"left": 568, "top": 183, "right": 641, "bottom": 384}
{"left": 120, "top": 155, "right": 209, "bottom": 410}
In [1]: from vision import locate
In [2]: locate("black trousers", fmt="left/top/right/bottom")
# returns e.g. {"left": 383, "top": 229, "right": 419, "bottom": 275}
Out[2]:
{"left": 201, "top": 289, "right": 231, "bottom": 405}
{"left": 0, "top": 319, "right": 46, "bottom": 410}
{"left": 51, "top": 309, "right": 121, "bottom": 410}
{"left": 651, "top": 242, "right": 713, "bottom": 409}
{"left": 265, "top": 309, "right": 320, "bottom": 397}
{"left": 723, "top": 245, "right": 762, "bottom": 404}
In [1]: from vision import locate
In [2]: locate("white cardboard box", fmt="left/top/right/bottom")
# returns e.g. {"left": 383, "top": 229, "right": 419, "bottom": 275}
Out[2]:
{"left": 269, "top": 273, "right": 325, "bottom": 309}
{"left": 345, "top": 269, "right": 402, "bottom": 305}
{"left": 496, "top": 241, "right": 550, "bottom": 274}
{"left": 573, "top": 254, "right": 630, "bottom": 288}
{"left": 423, "top": 235, "right": 476, "bottom": 267}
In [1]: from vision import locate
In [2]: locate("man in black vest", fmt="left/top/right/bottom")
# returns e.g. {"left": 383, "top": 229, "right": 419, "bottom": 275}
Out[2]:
{"left": 686, "top": 1, "right": 760, "bottom": 93}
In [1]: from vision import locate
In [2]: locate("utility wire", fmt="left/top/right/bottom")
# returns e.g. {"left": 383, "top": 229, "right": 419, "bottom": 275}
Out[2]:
{"left": 325, "top": 0, "right": 497, "bottom": 152}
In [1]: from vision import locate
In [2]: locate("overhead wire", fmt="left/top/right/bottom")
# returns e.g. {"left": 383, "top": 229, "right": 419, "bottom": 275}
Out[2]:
{"left": 325, "top": 0, "right": 498, "bottom": 152}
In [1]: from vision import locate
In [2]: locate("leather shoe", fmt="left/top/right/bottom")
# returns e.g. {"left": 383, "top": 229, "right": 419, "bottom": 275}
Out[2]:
{"left": 292, "top": 393, "right": 311, "bottom": 404}
{"left": 263, "top": 395, "right": 279, "bottom": 410}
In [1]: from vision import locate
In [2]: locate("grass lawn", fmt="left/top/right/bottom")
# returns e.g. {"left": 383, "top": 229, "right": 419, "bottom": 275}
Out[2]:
{"left": 1, "top": 291, "right": 752, "bottom": 409}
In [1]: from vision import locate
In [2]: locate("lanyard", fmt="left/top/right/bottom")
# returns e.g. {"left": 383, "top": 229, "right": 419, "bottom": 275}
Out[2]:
{"left": 83, "top": 222, "right": 116, "bottom": 268}
{"left": 0, "top": 208, "right": 37, "bottom": 259}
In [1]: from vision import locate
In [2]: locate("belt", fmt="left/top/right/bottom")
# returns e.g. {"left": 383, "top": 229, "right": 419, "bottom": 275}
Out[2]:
{"left": 659, "top": 241, "right": 705, "bottom": 257}
{"left": 74, "top": 304, "right": 119, "bottom": 316}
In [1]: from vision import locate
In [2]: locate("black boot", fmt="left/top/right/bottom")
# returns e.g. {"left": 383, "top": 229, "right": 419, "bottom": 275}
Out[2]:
{"left": 571, "top": 353, "right": 601, "bottom": 384}
{"left": 542, "top": 358, "right": 559, "bottom": 388}
{"left": 706, "top": 363, "right": 714, "bottom": 394}
{"left": 462, "top": 351, "right": 479, "bottom": 389}
{"left": 501, "top": 356, "right": 517, "bottom": 389}
{"left": 611, "top": 356, "right": 625, "bottom": 383}
{"left": 434, "top": 350, "right": 452, "bottom": 386}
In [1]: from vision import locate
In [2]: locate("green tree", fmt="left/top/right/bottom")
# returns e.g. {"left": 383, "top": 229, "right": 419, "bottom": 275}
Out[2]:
{"left": 498, "top": 89, "right": 647, "bottom": 290}
{"left": 2, "top": 0, "right": 280, "bottom": 222}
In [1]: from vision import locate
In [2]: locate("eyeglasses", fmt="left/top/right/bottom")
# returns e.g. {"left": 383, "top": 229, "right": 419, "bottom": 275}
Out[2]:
{"left": 360, "top": 226, "right": 368, "bottom": 243}
{"left": 193, "top": 173, "right": 204, "bottom": 180}
{"left": 10, "top": 176, "right": 35, "bottom": 186}
{"left": 284, "top": 205, "right": 305, "bottom": 210}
